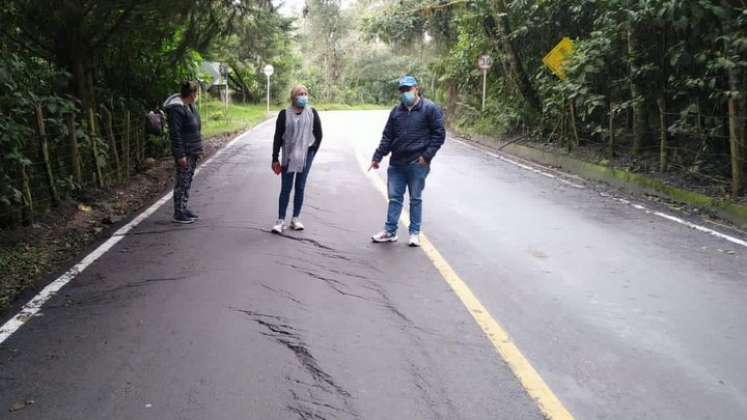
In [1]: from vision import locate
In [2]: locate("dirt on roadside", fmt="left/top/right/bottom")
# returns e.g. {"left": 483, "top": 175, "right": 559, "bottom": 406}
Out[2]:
{"left": 0, "top": 131, "right": 242, "bottom": 314}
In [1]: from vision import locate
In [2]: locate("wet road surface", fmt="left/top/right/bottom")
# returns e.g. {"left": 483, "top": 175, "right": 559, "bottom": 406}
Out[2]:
{"left": 1, "top": 111, "right": 746, "bottom": 419}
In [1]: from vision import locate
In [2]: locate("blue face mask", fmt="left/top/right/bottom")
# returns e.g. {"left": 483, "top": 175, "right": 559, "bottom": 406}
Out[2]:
{"left": 400, "top": 91, "right": 417, "bottom": 107}
{"left": 295, "top": 95, "right": 308, "bottom": 108}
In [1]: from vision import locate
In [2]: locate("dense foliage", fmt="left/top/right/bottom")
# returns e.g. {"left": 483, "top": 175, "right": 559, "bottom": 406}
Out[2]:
{"left": 361, "top": 0, "right": 747, "bottom": 195}
{"left": 1, "top": 0, "right": 746, "bottom": 228}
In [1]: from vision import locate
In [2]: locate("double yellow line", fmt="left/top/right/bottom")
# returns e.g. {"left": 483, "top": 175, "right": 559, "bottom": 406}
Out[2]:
{"left": 359, "top": 150, "right": 574, "bottom": 420}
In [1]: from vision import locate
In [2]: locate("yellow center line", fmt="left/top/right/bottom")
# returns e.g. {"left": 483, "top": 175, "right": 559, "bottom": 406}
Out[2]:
{"left": 357, "top": 148, "right": 574, "bottom": 420}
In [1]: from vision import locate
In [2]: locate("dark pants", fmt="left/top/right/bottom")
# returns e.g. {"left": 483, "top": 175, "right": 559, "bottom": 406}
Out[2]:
{"left": 278, "top": 150, "right": 316, "bottom": 219}
{"left": 174, "top": 154, "right": 198, "bottom": 217}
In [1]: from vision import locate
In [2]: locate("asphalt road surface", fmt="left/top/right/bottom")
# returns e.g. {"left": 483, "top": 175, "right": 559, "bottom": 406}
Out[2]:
{"left": 1, "top": 111, "right": 745, "bottom": 420}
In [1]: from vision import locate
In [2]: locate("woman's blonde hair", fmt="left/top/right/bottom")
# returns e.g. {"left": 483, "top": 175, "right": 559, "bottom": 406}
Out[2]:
{"left": 289, "top": 85, "right": 308, "bottom": 102}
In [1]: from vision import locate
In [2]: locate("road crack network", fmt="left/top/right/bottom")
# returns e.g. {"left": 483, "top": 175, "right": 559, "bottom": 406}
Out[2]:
{"left": 233, "top": 308, "right": 359, "bottom": 420}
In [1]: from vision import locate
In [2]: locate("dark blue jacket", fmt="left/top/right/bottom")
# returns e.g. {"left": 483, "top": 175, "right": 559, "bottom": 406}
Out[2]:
{"left": 373, "top": 98, "right": 446, "bottom": 164}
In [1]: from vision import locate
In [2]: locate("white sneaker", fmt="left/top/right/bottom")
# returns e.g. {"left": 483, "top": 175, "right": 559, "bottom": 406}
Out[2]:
{"left": 271, "top": 219, "right": 284, "bottom": 234}
{"left": 371, "top": 230, "right": 398, "bottom": 243}
{"left": 408, "top": 233, "right": 421, "bottom": 247}
{"left": 290, "top": 217, "right": 305, "bottom": 231}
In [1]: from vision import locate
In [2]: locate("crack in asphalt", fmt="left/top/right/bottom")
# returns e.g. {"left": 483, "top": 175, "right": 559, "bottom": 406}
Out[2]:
{"left": 230, "top": 307, "right": 285, "bottom": 321}
{"left": 279, "top": 263, "right": 371, "bottom": 301}
{"left": 277, "top": 261, "right": 435, "bottom": 336}
{"left": 234, "top": 308, "right": 358, "bottom": 419}
{"left": 288, "top": 389, "right": 358, "bottom": 420}
{"left": 271, "top": 234, "right": 338, "bottom": 251}
{"left": 304, "top": 204, "right": 333, "bottom": 214}
{"left": 130, "top": 224, "right": 267, "bottom": 236}
{"left": 408, "top": 361, "right": 452, "bottom": 420}
{"left": 259, "top": 283, "right": 306, "bottom": 305}
{"left": 126, "top": 276, "right": 190, "bottom": 287}
{"left": 45, "top": 274, "right": 190, "bottom": 309}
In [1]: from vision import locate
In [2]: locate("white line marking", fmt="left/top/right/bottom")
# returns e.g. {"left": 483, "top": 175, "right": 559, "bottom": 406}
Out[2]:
{"left": 451, "top": 138, "right": 586, "bottom": 189}
{"left": 607, "top": 196, "right": 747, "bottom": 249}
{"left": 0, "top": 118, "right": 276, "bottom": 345}
{"left": 451, "top": 137, "right": 747, "bottom": 249}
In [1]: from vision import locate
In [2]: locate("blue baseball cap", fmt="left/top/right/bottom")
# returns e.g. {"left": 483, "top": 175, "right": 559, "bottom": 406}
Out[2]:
{"left": 398, "top": 75, "right": 418, "bottom": 88}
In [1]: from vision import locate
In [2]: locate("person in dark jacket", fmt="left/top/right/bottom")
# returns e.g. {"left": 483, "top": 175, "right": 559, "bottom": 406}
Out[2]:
{"left": 369, "top": 75, "right": 445, "bottom": 247}
{"left": 271, "top": 84, "right": 322, "bottom": 234}
{"left": 164, "top": 80, "right": 203, "bottom": 224}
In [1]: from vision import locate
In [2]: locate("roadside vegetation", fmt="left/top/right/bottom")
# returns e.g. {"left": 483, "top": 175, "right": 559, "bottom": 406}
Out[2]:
{"left": 0, "top": 0, "right": 745, "bottom": 310}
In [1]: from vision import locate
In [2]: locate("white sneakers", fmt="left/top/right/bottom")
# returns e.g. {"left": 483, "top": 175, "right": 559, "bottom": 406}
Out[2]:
{"left": 371, "top": 231, "right": 398, "bottom": 243}
{"left": 290, "top": 217, "right": 305, "bottom": 231}
{"left": 276, "top": 222, "right": 419, "bottom": 247}
{"left": 272, "top": 218, "right": 304, "bottom": 233}
{"left": 371, "top": 231, "right": 421, "bottom": 247}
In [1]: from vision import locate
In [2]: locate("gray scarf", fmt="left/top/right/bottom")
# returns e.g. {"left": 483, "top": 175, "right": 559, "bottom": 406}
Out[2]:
{"left": 281, "top": 107, "right": 314, "bottom": 173}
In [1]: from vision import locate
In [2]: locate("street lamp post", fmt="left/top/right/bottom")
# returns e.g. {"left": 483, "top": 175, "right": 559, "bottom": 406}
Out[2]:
{"left": 220, "top": 63, "right": 229, "bottom": 113}
{"left": 263, "top": 64, "right": 274, "bottom": 113}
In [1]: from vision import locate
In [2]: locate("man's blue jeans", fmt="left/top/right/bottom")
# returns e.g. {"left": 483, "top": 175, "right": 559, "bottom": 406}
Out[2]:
{"left": 385, "top": 161, "right": 430, "bottom": 235}
{"left": 279, "top": 150, "right": 316, "bottom": 219}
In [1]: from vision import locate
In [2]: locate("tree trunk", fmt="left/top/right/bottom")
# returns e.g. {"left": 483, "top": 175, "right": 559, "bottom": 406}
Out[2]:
{"left": 608, "top": 99, "right": 615, "bottom": 158}
{"left": 88, "top": 108, "right": 105, "bottom": 187}
{"left": 124, "top": 111, "right": 131, "bottom": 182}
{"left": 66, "top": 113, "right": 82, "bottom": 185}
{"left": 657, "top": 96, "right": 668, "bottom": 172}
{"left": 69, "top": 52, "right": 97, "bottom": 112}
{"left": 485, "top": 3, "right": 542, "bottom": 112}
{"left": 628, "top": 27, "right": 649, "bottom": 155}
{"left": 569, "top": 100, "right": 580, "bottom": 148}
{"left": 35, "top": 105, "right": 60, "bottom": 205}
{"left": 19, "top": 163, "right": 33, "bottom": 225}
{"left": 727, "top": 68, "right": 744, "bottom": 196}
{"left": 446, "top": 79, "right": 460, "bottom": 128}
{"left": 101, "top": 106, "right": 121, "bottom": 182}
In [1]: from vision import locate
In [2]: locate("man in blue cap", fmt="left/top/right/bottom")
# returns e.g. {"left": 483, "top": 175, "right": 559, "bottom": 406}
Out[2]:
{"left": 369, "top": 75, "right": 446, "bottom": 247}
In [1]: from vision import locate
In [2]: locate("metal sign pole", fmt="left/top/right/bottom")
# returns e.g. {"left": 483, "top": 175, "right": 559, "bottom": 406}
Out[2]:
{"left": 482, "top": 69, "right": 487, "bottom": 112}
{"left": 476, "top": 54, "right": 492, "bottom": 113}
{"left": 266, "top": 75, "right": 271, "bottom": 113}
{"left": 220, "top": 64, "right": 228, "bottom": 113}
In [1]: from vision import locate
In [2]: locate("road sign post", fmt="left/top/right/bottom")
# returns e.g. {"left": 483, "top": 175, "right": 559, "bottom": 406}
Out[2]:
{"left": 263, "top": 64, "right": 274, "bottom": 113}
{"left": 476, "top": 54, "right": 493, "bottom": 112}
{"left": 220, "top": 64, "right": 229, "bottom": 113}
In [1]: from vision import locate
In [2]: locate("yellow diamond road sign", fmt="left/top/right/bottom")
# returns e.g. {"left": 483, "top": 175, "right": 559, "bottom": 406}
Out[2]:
{"left": 543, "top": 37, "right": 575, "bottom": 80}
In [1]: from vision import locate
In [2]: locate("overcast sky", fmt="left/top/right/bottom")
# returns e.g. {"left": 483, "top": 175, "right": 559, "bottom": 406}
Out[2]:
{"left": 275, "top": 0, "right": 304, "bottom": 17}
{"left": 275, "top": 0, "right": 355, "bottom": 17}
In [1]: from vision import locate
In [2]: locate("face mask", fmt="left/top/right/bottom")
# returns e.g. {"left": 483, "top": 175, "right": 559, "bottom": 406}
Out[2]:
{"left": 400, "top": 91, "right": 416, "bottom": 107}
{"left": 295, "top": 95, "right": 308, "bottom": 108}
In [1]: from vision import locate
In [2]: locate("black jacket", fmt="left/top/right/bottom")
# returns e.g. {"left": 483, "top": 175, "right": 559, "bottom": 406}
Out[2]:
{"left": 272, "top": 108, "right": 323, "bottom": 162}
{"left": 164, "top": 94, "right": 203, "bottom": 159}
{"left": 372, "top": 98, "right": 445, "bottom": 164}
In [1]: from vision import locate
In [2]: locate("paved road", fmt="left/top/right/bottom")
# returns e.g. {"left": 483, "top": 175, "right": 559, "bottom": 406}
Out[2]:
{"left": 1, "top": 111, "right": 745, "bottom": 419}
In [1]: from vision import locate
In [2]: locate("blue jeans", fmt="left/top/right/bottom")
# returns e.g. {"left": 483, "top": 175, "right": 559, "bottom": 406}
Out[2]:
{"left": 385, "top": 161, "right": 430, "bottom": 235}
{"left": 278, "top": 150, "right": 316, "bottom": 219}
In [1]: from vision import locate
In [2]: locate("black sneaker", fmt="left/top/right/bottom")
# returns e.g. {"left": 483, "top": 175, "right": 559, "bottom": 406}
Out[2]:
{"left": 184, "top": 209, "right": 199, "bottom": 220}
{"left": 172, "top": 214, "right": 195, "bottom": 224}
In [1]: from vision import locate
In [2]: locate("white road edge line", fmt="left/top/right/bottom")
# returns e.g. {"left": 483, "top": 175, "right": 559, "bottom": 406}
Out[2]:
{"left": 450, "top": 138, "right": 586, "bottom": 189}
{"left": 0, "top": 117, "right": 276, "bottom": 345}
{"left": 451, "top": 137, "right": 747, "bottom": 249}
{"left": 608, "top": 196, "right": 747, "bottom": 249}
